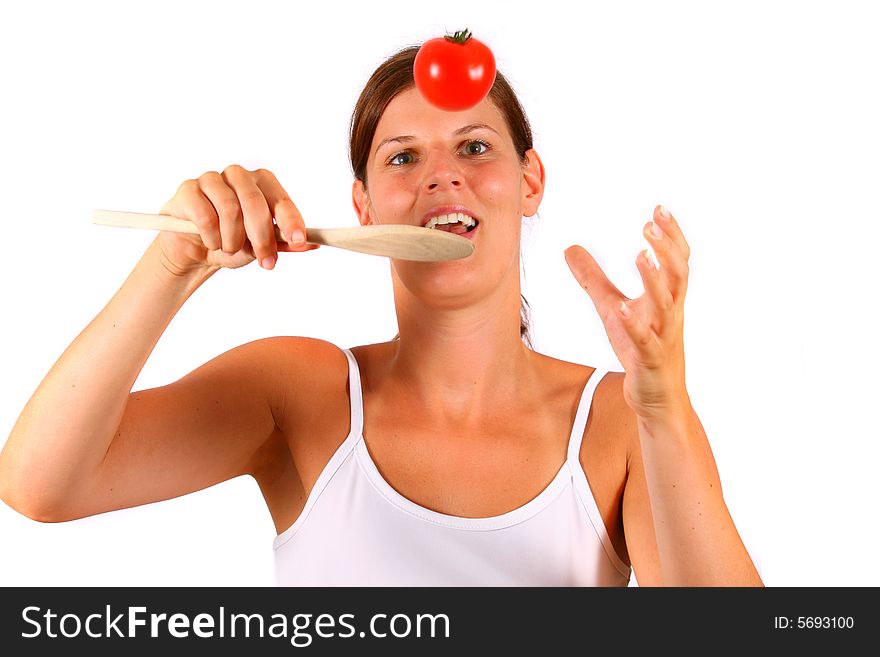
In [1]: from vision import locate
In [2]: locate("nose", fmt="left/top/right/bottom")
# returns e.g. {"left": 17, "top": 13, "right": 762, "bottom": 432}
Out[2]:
{"left": 423, "top": 150, "right": 463, "bottom": 192}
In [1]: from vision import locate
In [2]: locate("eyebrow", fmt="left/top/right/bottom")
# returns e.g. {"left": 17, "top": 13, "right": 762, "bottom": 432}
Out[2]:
{"left": 374, "top": 123, "right": 501, "bottom": 156}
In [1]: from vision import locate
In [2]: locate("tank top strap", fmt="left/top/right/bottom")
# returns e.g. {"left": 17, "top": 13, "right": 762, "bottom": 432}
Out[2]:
{"left": 566, "top": 368, "right": 609, "bottom": 464}
{"left": 341, "top": 348, "right": 365, "bottom": 439}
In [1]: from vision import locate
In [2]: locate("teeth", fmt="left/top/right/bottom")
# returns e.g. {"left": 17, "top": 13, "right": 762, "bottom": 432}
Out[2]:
{"left": 425, "top": 213, "right": 476, "bottom": 230}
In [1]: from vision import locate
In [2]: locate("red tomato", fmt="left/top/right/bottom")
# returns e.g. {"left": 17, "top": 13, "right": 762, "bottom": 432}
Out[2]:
{"left": 413, "top": 29, "right": 497, "bottom": 111}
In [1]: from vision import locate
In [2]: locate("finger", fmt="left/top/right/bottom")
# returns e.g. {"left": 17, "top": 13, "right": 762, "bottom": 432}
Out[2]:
{"left": 222, "top": 164, "right": 277, "bottom": 269}
{"left": 254, "top": 169, "right": 308, "bottom": 247}
{"left": 170, "top": 179, "right": 222, "bottom": 251}
{"left": 636, "top": 248, "right": 675, "bottom": 340}
{"left": 277, "top": 242, "right": 322, "bottom": 253}
{"left": 564, "top": 245, "right": 627, "bottom": 321}
{"left": 198, "top": 171, "right": 243, "bottom": 254}
{"left": 653, "top": 205, "right": 691, "bottom": 262}
{"left": 643, "top": 219, "right": 689, "bottom": 304}
{"left": 618, "top": 299, "right": 662, "bottom": 368}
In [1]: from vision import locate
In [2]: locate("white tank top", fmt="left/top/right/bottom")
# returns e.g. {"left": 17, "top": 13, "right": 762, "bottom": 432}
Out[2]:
{"left": 273, "top": 347, "right": 632, "bottom": 586}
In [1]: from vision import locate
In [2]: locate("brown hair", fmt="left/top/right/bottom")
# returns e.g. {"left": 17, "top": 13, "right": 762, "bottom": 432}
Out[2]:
{"left": 349, "top": 45, "right": 535, "bottom": 349}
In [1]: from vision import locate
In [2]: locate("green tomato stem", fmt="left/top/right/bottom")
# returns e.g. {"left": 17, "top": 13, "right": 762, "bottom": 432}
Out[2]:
{"left": 444, "top": 28, "right": 472, "bottom": 45}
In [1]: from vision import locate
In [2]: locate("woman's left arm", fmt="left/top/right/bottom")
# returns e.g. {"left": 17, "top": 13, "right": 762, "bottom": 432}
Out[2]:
{"left": 565, "top": 205, "right": 763, "bottom": 586}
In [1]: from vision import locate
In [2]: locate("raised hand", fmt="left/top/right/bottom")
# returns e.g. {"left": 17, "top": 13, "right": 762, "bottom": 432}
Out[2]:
{"left": 565, "top": 205, "right": 692, "bottom": 420}
{"left": 157, "top": 165, "right": 320, "bottom": 276}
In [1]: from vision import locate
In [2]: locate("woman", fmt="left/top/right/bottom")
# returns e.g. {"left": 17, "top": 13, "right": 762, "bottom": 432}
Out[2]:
{"left": 0, "top": 46, "right": 762, "bottom": 586}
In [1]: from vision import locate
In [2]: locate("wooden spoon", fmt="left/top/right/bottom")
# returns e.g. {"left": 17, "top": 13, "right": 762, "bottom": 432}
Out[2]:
{"left": 92, "top": 210, "right": 475, "bottom": 261}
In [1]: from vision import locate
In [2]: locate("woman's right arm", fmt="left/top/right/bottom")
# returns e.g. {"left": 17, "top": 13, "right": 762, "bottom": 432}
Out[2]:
{"left": 0, "top": 165, "right": 319, "bottom": 521}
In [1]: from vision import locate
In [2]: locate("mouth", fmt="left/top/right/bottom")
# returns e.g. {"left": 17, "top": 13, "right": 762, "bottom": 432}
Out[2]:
{"left": 422, "top": 212, "right": 480, "bottom": 240}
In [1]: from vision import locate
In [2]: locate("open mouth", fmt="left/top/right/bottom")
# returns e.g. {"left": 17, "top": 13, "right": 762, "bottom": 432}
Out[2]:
{"left": 424, "top": 212, "right": 479, "bottom": 235}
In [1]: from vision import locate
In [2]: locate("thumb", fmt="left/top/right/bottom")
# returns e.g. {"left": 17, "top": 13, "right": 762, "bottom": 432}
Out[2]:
{"left": 564, "top": 245, "right": 623, "bottom": 318}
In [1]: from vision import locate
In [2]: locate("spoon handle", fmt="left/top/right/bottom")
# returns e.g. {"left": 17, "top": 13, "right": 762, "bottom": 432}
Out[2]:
{"left": 91, "top": 209, "right": 474, "bottom": 261}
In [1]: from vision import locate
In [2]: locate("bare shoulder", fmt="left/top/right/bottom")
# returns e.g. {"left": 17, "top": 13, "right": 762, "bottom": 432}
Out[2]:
{"left": 589, "top": 370, "right": 638, "bottom": 454}
{"left": 531, "top": 352, "right": 631, "bottom": 452}
{"left": 246, "top": 336, "right": 351, "bottom": 445}
{"left": 249, "top": 334, "right": 348, "bottom": 376}
{"left": 257, "top": 338, "right": 396, "bottom": 468}
{"left": 531, "top": 354, "right": 631, "bottom": 478}
{"left": 244, "top": 337, "right": 353, "bottom": 534}
{"left": 583, "top": 370, "right": 641, "bottom": 492}
{"left": 253, "top": 335, "right": 348, "bottom": 393}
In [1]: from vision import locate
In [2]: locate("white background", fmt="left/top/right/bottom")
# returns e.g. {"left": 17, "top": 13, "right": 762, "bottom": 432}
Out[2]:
{"left": 1, "top": 0, "right": 877, "bottom": 587}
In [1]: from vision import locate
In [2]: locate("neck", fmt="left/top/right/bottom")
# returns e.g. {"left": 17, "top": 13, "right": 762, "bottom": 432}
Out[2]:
{"left": 384, "top": 274, "right": 537, "bottom": 427}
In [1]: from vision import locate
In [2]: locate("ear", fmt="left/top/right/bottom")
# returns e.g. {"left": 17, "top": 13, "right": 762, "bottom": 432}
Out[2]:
{"left": 521, "top": 148, "right": 545, "bottom": 218}
{"left": 352, "top": 179, "right": 375, "bottom": 227}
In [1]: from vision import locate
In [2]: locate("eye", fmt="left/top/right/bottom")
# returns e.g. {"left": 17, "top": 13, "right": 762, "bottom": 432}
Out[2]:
{"left": 462, "top": 139, "right": 491, "bottom": 155}
{"left": 388, "top": 151, "right": 415, "bottom": 166}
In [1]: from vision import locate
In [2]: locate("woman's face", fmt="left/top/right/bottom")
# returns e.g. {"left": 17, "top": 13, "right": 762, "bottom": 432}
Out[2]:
{"left": 352, "top": 86, "right": 544, "bottom": 309}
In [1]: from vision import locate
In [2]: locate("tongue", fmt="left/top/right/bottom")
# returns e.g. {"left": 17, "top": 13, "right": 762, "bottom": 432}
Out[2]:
{"left": 435, "top": 222, "right": 470, "bottom": 235}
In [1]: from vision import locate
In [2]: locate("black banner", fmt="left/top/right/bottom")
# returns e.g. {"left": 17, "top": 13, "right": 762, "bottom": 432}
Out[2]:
{"left": 0, "top": 587, "right": 871, "bottom": 654}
